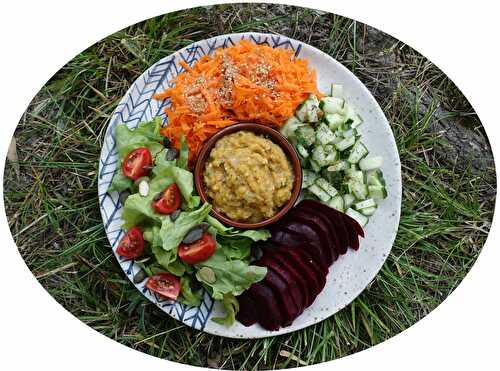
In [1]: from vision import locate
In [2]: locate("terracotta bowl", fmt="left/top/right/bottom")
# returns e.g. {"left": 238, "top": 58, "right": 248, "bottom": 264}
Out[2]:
{"left": 194, "top": 123, "right": 302, "bottom": 229}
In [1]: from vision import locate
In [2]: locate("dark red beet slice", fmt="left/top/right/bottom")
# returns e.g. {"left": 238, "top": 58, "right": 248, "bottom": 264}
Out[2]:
{"left": 259, "top": 254, "right": 305, "bottom": 315}
{"left": 267, "top": 249, "right": 312, "bottom": 307}
{"left": 288, "top": 208, "right": 338, "bottom": 264}
{"left": 274, "top": 246, "right": 325, "bottom": 303}
{"left": 272, "top": 221, "right": 328, "bottom": 265}
{"left": 269, "top": 227, "right": 328, "bottom": 272}
{"left": 236, "top": 292, "right": 258, "bottom": 326}
{"left": 291, "top": 247, "right": 327, "bottom": 293}
{"left": 298, "top": 200, "right": 350, "bottom": 255}
{"left": 257, "top": 266, "right": 299, "bottom": 326}
{"left": 247, "top": 283, "right": 283, "bottom": 331}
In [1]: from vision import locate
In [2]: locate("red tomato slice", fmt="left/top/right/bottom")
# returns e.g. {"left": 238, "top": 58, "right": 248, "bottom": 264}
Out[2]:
{"left": 178, "top": 233, "right": 216, "bottom": 265}
{"left": 122, "top": 147, "right": 152, "bottom": 180}
{"left": 153, "top": 183, "right": 181, "bottom": 214}
{"left": 116, "top": 227, "right": 144, "bottom": 259}
{"left": 146, "top": 273, "right": 181, "bottom": 300}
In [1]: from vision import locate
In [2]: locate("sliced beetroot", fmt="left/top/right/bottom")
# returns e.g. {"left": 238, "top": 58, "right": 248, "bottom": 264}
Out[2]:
{"left": 289, "top": 208, "right": 338, "bottom": 264}
{"left": 247, "top": 283, "right": 283, "bottom": 331}
{"left": 269, "top": 227, "right": 328, "bottom": 272}
{"left": 258, "top": 265, "right": 300, "bottom": 326}
{"left": 269, "top": 248, "right": 313, "bottom": 307}
{"left": 274, "top": 246, "right": 325, "bottom": 303}
{"left": 259, "top": 254, "right": 305, "bottom": 314}
{"left": 297, "top": 200, "right": 350, "bottom": 255}
{"left": 292, "top": 247, "right": 328, "bottom": 294}
{"left": 272, "top": 221, "right": 328, "bottom": 264}
{"left": 236, "top": 292, "right": 258, "bottom": 326}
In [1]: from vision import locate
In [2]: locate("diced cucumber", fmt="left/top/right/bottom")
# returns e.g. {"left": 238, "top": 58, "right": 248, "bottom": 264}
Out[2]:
{"left": 345, "top": 169, "right": 364, "bottom": 183}
{"left": 296, "top": 144, "right": 309, "bottom": 158}
{"left": 321, "top": 168, "right": 343, "bottom": 187}
{"left": 368, "top": 185, "right": 388, "bottom": 200}
{"left": 360, "top": 206, "right": 377, "bottom": 216}
{"left": 340, "top": 119, "right": 353, "bottom": 131}
{"left": 341, "top": 128, "right": 358, "bottom": 138}
{"left": 324, "top": 113, "right": 345, "bottom": 131}
{"left": 327, "top": 160, "right": 349, "bottom": 172}
{"left": 309, "top": 159, "right": 322, "bottom": 172}
{"left": 343, "top": 194, "right": 355, "bottom": 209}
{"left": 316, "top": 123, "right": 336, "bottom": 145}
{"left": 296, "top": 126, "right": 316, "bottom": 147}
{"left": 312, "top": 145, "right": 327, "bottom": 166}
{"left": 328, "top": 195, "right": 345, "bottom": 212}
{"left": 348, "top": 180, "right": 368, "bottom": 199}
{"left": 366, "top": 169, "right": 386, "bottom": 187}
{"left": 319, "top": 97, "right": 345, "bottom": 114}
{"left": 347, "top": 141, "right": 369, "bottom": 164}
{"left": 354, "top": 198, "right": 377, "bottom": 210}
{"left": 346, "top": 208, "right": 368, "bottom": 227}
{"left": 302, "top": 169, "right": 318, "bottom": 188}
{"left": 316, "top": 178, "right": 339, "bottom": 198}
{"left": 344, "top": 104, "right": 363, "bottom": 128}
{"left": 280, "top": 116, "right": 305, "bottom": 139}
{"left": 330, "top": 84, "right": 344, "bottom": 98}
{"left": 335, "top": 136, "right": 356, "bottom": 151}
{"left": 359, "top": 156, "right": 384, "bottom": 170}
{"left": 323, "top": 144, "right": 338, "bottom": 165}
{"left": 295, "top": 100, "right": 308, "bottom": 122}
{"left": 308, "top": 184, "right": 331, "bottom": 202}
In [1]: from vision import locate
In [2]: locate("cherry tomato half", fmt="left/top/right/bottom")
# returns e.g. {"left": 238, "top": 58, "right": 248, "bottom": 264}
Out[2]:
{"left": 122, "top": 147, "right": 152, "bottom": 180}
{"left": 116, "top": 227, "right": 144, "bottom": 259}
{"left": 153, "top": 183, "right": 181, "bottom": 215}
{"left": 178, "top": 233, "right": 216, "bottom": 265}
{"left": 146, "top": 273, "right": 181, "bottom": 300}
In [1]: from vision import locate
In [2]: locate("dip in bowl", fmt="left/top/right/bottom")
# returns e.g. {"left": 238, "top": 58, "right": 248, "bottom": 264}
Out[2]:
{"left": 194, "top": 123, "right": 302, "bottom": 229}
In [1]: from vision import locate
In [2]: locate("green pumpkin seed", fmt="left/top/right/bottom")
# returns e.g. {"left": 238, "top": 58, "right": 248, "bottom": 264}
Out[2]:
{"left": 133, "top": 269, "right": 147, "bottom": 283}
{"left": 198, "top": 267, "right": 216, "bottom": 283}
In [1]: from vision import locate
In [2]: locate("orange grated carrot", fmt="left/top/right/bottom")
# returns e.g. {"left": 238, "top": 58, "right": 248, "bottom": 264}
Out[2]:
{"left": 154, "top": 39, "right": 322, "bottom": 164}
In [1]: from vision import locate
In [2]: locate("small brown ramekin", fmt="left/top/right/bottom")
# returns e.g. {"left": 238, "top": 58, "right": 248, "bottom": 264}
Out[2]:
{"left": 194, "top": 123, "right": 302, "bottom": 229}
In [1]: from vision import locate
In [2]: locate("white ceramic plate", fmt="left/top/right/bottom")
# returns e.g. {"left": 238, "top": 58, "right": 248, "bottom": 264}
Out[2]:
{"left": 98, "top": 32, "right": 402, "bottom": 339}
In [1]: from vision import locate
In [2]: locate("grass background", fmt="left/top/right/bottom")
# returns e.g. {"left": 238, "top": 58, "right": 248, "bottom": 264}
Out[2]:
{"left": 3, "top": 4, "right": 496, "bottom": 369}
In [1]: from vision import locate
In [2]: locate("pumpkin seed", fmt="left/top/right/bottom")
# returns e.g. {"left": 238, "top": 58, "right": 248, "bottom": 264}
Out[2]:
{"left": 189, "top": 278, "right": 202, "bottom": 292}
{"left": 163, "top": 137, "right": 172, "bottom": 148}
{"left": 170, "top": 209, "right": 181, "bottom": 222}
{"left": 138, "top": 179, "right": 150, "bottom": 197}
{"left": 165, "top": 148, "right": 179, "bottom": 161}
{"left": 250, "top": 246, "right": 264, "bottom": 262}
{"left": 119, "top": 190, "right": 131, "bottom": 205}
{"left": 133, "top": 269, "right": 147, "bottom": 283}
{"left": 182, "top": 225, "right": 204, "bottom": 244}
{"left": 198, "top": 267, "right": 216, "bottom": 283}
{"left": 198, "top": 222, "right": 210, "bottom": 232}
{"left": 133, "top": 176, "right": 150, "bottom": 188}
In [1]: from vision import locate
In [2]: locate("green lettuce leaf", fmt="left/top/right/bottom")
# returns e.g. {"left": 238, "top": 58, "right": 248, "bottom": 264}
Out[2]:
{"left": 195, "top": 249, "right": 267, "bottom": 300}
{"left": 121, "top": 176, "right": 174, "bottom": 229}
{"left": 206, "top": 215, "right": 271, "bottom": 241}
{"left": 109, "top": 117, "right": 164, "bottom": 193}
{"left": 177, "top": 135, "right": 189, "bottom": 170}
{"left": 159, "top": 202, "right": 212, "bottom": 252}
{"left": 178, "top": 276, "right": 203, "bottom": 307}
{"left": 115, "top": 117, "right": 164, "bottom": 158}
{"left": 153, "top": 152, "right": 200, "bottom": 209}
{"left": 211, "top": 293, "right": 239, "bottom": 327}
{"left": 108, "top": 171, "right": 133, "bottom": 193}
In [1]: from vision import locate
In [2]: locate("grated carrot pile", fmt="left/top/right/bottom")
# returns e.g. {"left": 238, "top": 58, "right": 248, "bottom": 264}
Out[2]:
{"left": 154, "top": 39, "right": 322, "bottom": 163}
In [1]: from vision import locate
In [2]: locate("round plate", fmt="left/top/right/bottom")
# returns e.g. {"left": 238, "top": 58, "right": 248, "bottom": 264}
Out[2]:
{"left": 98, "top": 32, "right": 402, "bottom": 339}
